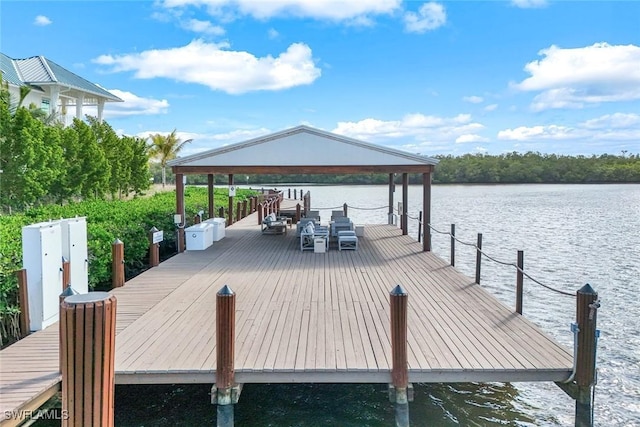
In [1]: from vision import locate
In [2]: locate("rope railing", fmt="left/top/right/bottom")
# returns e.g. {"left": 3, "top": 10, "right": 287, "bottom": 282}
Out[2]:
{"left": 421, "top": 220, "right": 576, "bottom": 298}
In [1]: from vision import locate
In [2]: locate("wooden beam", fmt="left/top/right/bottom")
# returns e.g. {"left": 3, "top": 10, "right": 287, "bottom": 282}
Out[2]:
{"left": 173, "top": 165, "right": 434, "bottom": 175}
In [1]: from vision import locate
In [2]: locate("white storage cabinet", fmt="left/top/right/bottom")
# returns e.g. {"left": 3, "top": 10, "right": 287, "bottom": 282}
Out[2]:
{"left": 185, "top": 223, "right": 214, "bottom": 250}
{"left": 205, "top": 217, "right": 226, "bottom": 241}
{"left": 22, "top": 221, "right": 63, "bottom": 331}
{"left": 60, "top": 217, "right": 89, "bottom": 294}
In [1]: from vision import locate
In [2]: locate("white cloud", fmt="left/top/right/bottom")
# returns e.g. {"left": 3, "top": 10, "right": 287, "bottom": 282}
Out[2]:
{"left": 463, "top": 95, "right": 483, "bottom": 104}
{"left": 181, "top": 18, "right": 225, "bottom": 35}
{"left": 484, "top": 104, "right": 498, "bottom": 112}
{"left": 511, "top": 0, "right": 548, "bottom": 8}
{"left": 582, "top": 113, "right": 640, "bottom": 130}
{"left": 86, "top": 90, "right": 170, "bottom": 118}
{"left": 497, "top": 125, "right": 576, "bottom": 141}
{"left": 93, "top": 39, "right": 321, "bottom": 94}
{"left": 456, "top": 134, "right": 489, "bottom": 144}
{"left": 333, "top": 113, "right": 485, "bottom": 147}
{"left": 268, "top": 28, "right": 279, "bottom": 39}
{"left": 34, "top": 15, "right": 52, "bottom": 26}
{"left": 514, "top": 43, "right": 640, "bottom": 111}
{"left": 404, "top": 2, "right": 446, "bottom": 33}
{"left": 497, "top": 112, "right": 640, "bottom": 142}
{"left": 161, "top": 0, "right": 401, "bottom": 22}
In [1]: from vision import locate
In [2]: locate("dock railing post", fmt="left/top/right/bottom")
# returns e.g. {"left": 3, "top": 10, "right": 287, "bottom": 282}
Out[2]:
{"left": 62, "top": 257, "right": 70, "bottom": 291}
{"left": 148, "top": 227, "right": 160, "bottom": 268}
{"left": 294, "top": 189, "right": 297, "bottom": 200}
{"left": 575, "top": 284, "right": 599, "bottom": 427}
{"left": 389, "top": 285, "right": 411, "bottom": 427}
{"left": 475, "top": 233, "right": 482, "bottom": 285}
{"left": 343, "top": 203, "right": 348, "bottom": 218}
{"left": 296, "top": 203, "right": 301, "bottom": 223}
{"left": 213, "top": 285, "right": 240, "bottom": 427}
{"left": 417, "top": 211, "right": 423, "bottom": 243}
{"left": 61, "top": 292, "right": 117, "bottom": 427}
{"left": 257, "top": 203, "right": 263, "bottom": 225}
{"left": 516, "top": 250, "right": 524, "bottom": 314}
{"left": 111, "top": 239, "right": 125, "bottom": 288}
{"left": 450, "top": 224, "right": 456, "bottom": 266}
{"left": 16, "top": 269, "right": 30, "bottom": 337}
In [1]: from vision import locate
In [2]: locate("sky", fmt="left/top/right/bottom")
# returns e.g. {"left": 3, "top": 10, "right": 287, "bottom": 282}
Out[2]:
{"left": 1, "top": 0, "right": 639, "bottom": 158}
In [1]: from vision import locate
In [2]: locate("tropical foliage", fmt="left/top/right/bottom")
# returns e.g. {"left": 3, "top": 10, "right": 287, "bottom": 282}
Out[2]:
{"left": 0, "top": 76, "right": 151, "bottom": 211}
{"left": 148, "top": 130, "right": 192, "bottom": 187}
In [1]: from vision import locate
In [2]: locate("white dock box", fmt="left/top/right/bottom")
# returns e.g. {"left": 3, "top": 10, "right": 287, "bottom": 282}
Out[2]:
{"left": 205, "top": 217, "right": 226, "bottom": 241}
{"left": 186, "top": 223, "right": 214, "bottom": 250}
{"left": 60, "top": 217, "right": 88, "bottom": 294}
{"left": 22, "top": 221, "right": 63, "bottom": 331}
{"left": 314, "top": 237, "right": 327, "bottom": 253}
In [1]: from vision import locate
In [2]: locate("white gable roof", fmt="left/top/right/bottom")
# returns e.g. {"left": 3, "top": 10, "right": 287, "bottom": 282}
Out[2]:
{"left": 169, "top": 125, "right": 438, "bottom": 168}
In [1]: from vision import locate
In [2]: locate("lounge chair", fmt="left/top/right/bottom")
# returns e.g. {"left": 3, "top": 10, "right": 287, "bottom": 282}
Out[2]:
{"left": 300, "top": 222, "right": 329, "bottom": 251}
{"left": 331, "top": 216, "right": 354, "bottom": 237}
{"left": 262, "top": 213, "right": 287, "bottom": 235}
{"left": 338, "top": 230, "right": 358, "bottom": 251}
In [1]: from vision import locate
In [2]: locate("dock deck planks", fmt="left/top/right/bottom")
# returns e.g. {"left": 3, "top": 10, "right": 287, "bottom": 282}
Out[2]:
{"left": 0, "top": 206, "right": 572, "bottom": 424}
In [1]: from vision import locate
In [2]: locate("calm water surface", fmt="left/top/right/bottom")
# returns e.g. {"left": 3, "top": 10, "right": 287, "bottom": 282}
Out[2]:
{"left": 87, "top": 184, "right": 640, "bottom": 426}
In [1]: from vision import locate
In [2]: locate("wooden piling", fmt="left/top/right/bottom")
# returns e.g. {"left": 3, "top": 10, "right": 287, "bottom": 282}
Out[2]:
{"left": 575, "top": 284, "right": 599, "bottom": 427}
{"left": 294, "top": 189, "right": 297, "bottom": 200}
{"left": 215, "top": 285, "right": 237, "bottom": 426}
{"left": 296, "top": 203, "right": 301, "bottom": 223}
{"left": 343, "top": 203, "right": 348, "bottom": 218}
{"left": 390, "top": 284, "right": 409, "bottom": 427}
{"left": 218, "top": 207, "right": 224, "bottom": 219}
{"left": 111, "top": 239, "right": 125, "bottom": 288}
{"left": 16, "top": 269, "right": 30, "bottom": 336}
{"left": 194, "top": 214, "right": 202, "bottom": 224}
{"left": 516, "top": 250, "right": 524, "bottom": 314}
{"left": 417, "top": 211, "right": 423, "bottom": 243}
{"left": 450, "top": 224, "right": 456, "bottom": 267}
{"left": 60, "top": 292, "right": 117, "bottom": 427}
{"left": 288, "top": 188, "right": 291, "bottom": 199}
{"left": 257, "top": 203, "right": 263, "bottom": 225}
{"left": 208, "top": 174, "right": 215, "bottom": 219}
{"left": 475, "top": 233, "right": 482, "bottom": 285}
{"left": 236, "top": 201, "right": 241, "bottom": 222}
{"left": 242, "top": 200, "right": 247, "bottom": 219}
{"left": 62, "top": 257, "right": 70, "bottom": 291}
{"left": 148, "top": 227, "right": 159, "bottom": 268}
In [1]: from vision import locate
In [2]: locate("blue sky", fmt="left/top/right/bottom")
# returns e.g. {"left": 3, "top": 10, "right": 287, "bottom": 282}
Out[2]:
{"left": 2, "top": 0, "right": 639, "bottom": 157}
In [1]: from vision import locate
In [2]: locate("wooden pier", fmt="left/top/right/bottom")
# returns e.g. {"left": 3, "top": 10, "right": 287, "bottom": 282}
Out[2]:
{"left": 0, "top": 208, "right": 573, "bottom": 425}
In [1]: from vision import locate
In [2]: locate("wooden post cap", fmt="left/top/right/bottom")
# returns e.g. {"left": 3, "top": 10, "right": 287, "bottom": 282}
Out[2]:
{"left": 60, "top": 285, "right": 79, "bottom": 299}
{"left": 390, "top": 285, "right": 407, "bottom": 296}
{"left": 113, "top": 238, "right": 122, "bottom": 245}
{"left": 578, "top": 283, "right": 596, "bottom": 295}
{"left": 217, "top": 285, "right": 235, "bottom": 296}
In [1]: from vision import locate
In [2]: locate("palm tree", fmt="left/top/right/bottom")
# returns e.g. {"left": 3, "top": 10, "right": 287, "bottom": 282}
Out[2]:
{"left": 148, "top": 129, "right": 192, "bottom": 187}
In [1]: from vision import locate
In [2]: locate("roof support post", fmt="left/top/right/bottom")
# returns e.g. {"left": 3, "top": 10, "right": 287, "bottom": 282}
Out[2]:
{"left": 401, "top": 173, "right": 408, "bottom": 235}
{"left": 208, "top": 174, "right": 215, "bottom": 219}
{"left": 228, "top": 174, "right": 234, "bottom": 226}
{"left": 75, "top": 94, "right": 84, "bottom": 120}
{"left": 388, "top": 173, "right": 394, "bottom": 225}
{"left": 176, "top": 173, "right": 185, "bottom": 253}
{"left": 97, "top": 99, "right": 105, "bottom": 123}
{"left": 423, "top": 173, "right": 431, "bottom": 251}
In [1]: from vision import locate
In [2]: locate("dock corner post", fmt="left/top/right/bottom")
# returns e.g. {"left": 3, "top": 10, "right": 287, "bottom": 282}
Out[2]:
{"left": 148, "top": 227, "right": 160, "bottom": 268}
{"left": 61, "top": 292, "right": 117, "bottom": 427}
{"left": 111, "top": 239, "right": 125, "bottom": 288}
{"left": 516, "top": 250, "right": 524, "bottom": 314}
{"left": 389, "top": 285, "right": 411, "bottom": 427}
{"left": 343, "top": 202, "right": 348, "bottom": 218}
{"left": 450, "top": 224, "right": 456, "bottom": 266}
{"left": 16, "top": 268, "right": 30, "bottom": 337}
{"left": 296, "top": 203, "right": 301, "bottom": 223}
{"left": 213, "top": 285, "right": 240, "bottom": 427}
{"left": 257, "top": 203, "right": 263, "bottom": 225}
{"left": 575, "top": 284, "right": 599, "bottom": 427}
{"left": 475, "top": 233, "right": 483, "bottom": 285}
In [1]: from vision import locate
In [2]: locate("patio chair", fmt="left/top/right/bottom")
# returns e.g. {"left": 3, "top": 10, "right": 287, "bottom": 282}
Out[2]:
{"left": 262, "top": 213, "right": 287, "bottom": 235}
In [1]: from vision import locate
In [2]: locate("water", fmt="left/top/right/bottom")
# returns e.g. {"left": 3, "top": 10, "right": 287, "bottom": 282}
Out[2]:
{"left": 45, "top": 184, "right": 640, "bottom": 426}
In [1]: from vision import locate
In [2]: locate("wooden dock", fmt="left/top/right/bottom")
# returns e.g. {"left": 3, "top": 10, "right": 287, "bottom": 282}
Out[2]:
{"left": 0, "top": 209, "right": 573, "bottom": 424}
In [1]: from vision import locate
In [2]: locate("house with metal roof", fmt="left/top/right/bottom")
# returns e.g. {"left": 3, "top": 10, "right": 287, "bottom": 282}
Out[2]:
{"left": 0, "top": 52, "right": 122, "bottom": 124}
